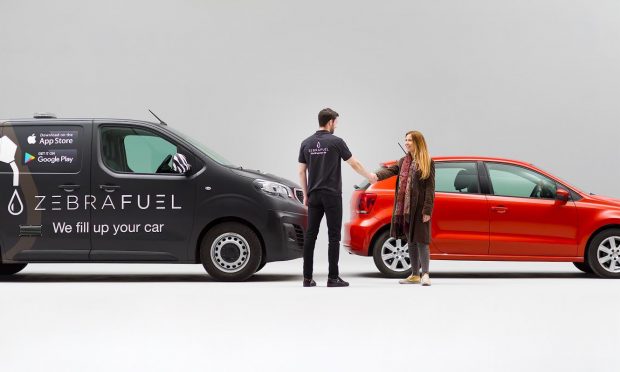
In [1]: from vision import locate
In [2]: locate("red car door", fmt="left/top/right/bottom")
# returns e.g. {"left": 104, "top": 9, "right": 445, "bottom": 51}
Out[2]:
{"left": 431, "top": 161, "right": 489, "bottom": 255}
{"left": 484, "top": 162, "right": 578, "bottom": 257}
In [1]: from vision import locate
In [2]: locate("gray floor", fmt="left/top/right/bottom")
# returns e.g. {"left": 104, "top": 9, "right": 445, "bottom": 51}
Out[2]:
{"left": 0, "top": 239, "right": 615, "bottom": 372}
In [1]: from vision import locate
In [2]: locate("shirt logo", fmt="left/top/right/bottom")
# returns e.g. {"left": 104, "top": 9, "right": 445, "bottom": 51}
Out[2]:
{"left": 309, "top": 141, "right": 329, "bottom": 156}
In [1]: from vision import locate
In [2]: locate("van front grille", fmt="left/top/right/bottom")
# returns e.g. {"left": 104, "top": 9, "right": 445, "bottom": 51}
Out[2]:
{"left": 293, "top": 224, "right": 304, "bottom": 248}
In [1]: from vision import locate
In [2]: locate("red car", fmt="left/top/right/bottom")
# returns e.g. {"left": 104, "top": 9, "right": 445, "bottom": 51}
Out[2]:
{"left": 344, "top": 156, "right": 620, "bottom": 278}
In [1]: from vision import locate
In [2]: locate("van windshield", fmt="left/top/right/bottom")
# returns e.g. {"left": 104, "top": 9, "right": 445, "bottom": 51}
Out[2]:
{"left": 167, "top": 127, "right": 236, "bottom": 167}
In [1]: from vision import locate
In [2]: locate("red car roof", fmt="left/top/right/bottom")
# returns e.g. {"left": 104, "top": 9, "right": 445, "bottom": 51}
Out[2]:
{"left": 379, "top": 156, "right": 585, "bottom": 196}
{"left": 381, "top": 156, "right": 534, "bottom": 168}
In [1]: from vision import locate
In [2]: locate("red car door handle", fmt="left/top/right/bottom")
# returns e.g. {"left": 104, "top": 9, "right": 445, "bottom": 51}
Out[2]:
{"left": 491, "top": 206, "right": 508, "bottom": 213}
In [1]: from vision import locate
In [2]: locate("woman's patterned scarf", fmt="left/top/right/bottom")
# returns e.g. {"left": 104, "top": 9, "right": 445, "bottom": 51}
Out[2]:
{"left": 394, "top": 154, "right": 416, "bottom": 236}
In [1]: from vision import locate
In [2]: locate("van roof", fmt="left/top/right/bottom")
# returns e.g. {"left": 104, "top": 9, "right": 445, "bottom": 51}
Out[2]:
{"left": 0, "top": 118, "right": 162, "bottom": 126}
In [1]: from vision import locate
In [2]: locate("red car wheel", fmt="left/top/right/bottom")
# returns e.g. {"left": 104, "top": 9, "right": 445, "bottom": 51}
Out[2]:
{"left": 372, "top": 230, "right": 412, "bottom": 278}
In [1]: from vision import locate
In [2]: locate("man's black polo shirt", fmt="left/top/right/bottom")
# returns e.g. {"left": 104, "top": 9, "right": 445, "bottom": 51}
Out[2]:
{"left": 298, "top": 130, "right": 353, "bottom": 196}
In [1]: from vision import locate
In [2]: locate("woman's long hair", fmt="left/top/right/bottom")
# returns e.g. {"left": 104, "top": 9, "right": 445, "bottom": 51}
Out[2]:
{"left": 406, "top": 130, "right": 431, "bottom": 180}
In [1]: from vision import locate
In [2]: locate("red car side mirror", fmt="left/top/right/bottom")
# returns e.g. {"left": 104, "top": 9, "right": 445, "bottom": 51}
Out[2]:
{"left": 556, "top": 189, "right": 570, "bottom": 204}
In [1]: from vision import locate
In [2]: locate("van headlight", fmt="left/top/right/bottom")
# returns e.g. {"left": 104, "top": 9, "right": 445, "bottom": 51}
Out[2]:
{"left": 254, "top": 179, "right": 294, "bottom": 199}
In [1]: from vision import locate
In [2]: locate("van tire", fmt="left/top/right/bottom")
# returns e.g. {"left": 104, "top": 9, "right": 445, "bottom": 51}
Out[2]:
{"left": 256, "top": 260, "right": 267, "bottom": 273}
{"left": 372, "top": 230, "right": 412, "bottom": 278}
{"left": 0, "top": 263, "right": 27, "bottom": 275}
{"left": 587, "top": 228, "right": 620, "bottom": 278}
{"left": 200, "top": 222, "right": 262, "bottom": 281}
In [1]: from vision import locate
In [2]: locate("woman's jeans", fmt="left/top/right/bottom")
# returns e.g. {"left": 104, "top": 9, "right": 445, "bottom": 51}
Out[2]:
{"left": 408, "top": 242, "right": 430, "bottom": 275}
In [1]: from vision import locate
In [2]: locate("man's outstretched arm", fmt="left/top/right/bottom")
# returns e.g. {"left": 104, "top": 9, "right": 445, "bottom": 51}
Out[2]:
{"left": 346, "top": 157, "right": 378, "bottom": 184}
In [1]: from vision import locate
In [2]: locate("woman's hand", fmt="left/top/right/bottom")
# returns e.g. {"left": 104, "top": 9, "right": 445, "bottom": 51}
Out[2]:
{"left": 422, "top": 214, "right": 431, "bottom": 223}
{"left": 369, "top": 173, "right": 378, "bottom": 184}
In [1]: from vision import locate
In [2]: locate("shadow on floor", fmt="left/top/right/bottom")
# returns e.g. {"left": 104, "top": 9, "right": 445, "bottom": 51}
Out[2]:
{"left": 0, "top": 273, "right": 299, "bottom": 283}
{"left": 351, "top": 271, "right": 597, "bottom": 279}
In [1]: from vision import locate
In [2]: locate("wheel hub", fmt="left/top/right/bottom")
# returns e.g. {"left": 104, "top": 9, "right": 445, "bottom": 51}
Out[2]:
{"left": 381, "top": 238, "right": 411, "bottom": 272}
{"left": 211, "top": 233, "right": 251, "bottom": 273}
{"left": 220, "top": 243, "right": 241, "bottom": 262}
{"left": 597, "top": 236, "right": 620, "bottom": 273}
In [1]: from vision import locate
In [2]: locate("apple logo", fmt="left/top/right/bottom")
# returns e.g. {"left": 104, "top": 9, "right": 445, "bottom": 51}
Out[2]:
{"left": 27, "top": 134, "right": 36, "bottom": 145}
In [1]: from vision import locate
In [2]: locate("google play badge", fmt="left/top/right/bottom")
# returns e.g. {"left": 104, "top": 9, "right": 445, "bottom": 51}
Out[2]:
{"left": 24, "top": 152, "right": 35, "bottom": 164}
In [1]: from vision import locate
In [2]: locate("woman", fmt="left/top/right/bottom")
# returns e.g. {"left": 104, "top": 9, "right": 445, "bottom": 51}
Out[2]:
{"left": 374, "top": 131, "right": 435, "bottom": 286}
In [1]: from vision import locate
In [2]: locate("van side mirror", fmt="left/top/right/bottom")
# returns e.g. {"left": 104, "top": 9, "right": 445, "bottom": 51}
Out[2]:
{"left": 556, "top": 188, "right": 570, "bottom": 204}
{"left": 172, "top": 153, "right": 192, "bottom": 175}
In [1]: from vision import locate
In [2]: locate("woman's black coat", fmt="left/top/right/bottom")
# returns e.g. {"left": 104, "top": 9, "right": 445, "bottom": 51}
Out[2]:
{"left": 376, "top": 157, "right": 435, "bottom": 244}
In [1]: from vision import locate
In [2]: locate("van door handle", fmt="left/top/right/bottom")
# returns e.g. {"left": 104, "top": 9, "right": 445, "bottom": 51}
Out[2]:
{"left": 58, "top": 184, "right": 80, "bottom": 192}
{"left": 99, "top": 184, "right": 120, "bottom": 193}
{"left": 491, "top": 206, "right": 508, "bottom": 214}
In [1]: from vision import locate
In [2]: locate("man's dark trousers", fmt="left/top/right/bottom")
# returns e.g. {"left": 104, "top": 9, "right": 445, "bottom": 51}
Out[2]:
{"left": 303, "top": 190, "right": 343, "bottom": 279}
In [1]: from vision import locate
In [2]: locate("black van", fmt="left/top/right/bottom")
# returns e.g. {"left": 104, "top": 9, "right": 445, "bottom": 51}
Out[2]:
{"left": 0, "top": 114, "right": 306, "bottom": 281}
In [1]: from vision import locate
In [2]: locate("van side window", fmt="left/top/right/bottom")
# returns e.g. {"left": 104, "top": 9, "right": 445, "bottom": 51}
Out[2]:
{"left": 100, "top": 127, "right": 179, "bottom": 174}
{"left": 435, "top": 162, "right": 480, "bottom": 194}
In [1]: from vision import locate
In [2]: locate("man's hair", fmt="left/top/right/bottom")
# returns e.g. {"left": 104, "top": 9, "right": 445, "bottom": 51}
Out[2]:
{"left": 318, "top": 108, "right": 339, "bottom": 127}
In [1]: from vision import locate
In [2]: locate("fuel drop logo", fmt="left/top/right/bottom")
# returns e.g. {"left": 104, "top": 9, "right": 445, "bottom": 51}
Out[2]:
{"left": 24, "top": 152, "right": 36, "bottom": 164}
{"left": 0, "top": 135, "right": 24, "bottom": 216}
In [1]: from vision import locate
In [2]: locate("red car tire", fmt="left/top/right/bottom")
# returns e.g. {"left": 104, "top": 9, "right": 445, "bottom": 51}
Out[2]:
{"left": 587, "top": 228, "right": 620, "bottom": 279}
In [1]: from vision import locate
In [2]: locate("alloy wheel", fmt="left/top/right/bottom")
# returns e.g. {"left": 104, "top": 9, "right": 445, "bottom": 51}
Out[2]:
{"left": 381, "top": 238, "right": 411, "bottom": 272}
{"left": 597, "top": 236, "right": 620, "bottom": 273}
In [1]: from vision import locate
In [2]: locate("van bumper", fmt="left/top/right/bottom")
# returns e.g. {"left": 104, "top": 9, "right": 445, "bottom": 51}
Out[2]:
{"left": 262, "top": 209, "right": 306, "bottom": 262}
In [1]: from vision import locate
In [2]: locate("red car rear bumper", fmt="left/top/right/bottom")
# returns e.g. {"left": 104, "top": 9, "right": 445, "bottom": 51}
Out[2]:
{"left": 344, "top": 216, "right": 382, "bottom": 256}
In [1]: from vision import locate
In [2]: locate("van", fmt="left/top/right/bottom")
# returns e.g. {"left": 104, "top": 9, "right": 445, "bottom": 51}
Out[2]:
{"left": 0, "top": 114, "right": 307, "bottom": 281}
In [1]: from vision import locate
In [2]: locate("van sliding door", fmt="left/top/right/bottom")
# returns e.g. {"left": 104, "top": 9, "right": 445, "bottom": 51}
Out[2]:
{"left": 89, "top": 123, "right": 197, "bottom": 261}
{"left": 0, "top": 122, "right": 91, "bottom": 261}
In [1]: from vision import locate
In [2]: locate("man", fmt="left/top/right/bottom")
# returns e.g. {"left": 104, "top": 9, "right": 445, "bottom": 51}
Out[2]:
{"left": 298, "top": 108, "right": 377, "bottom": 287}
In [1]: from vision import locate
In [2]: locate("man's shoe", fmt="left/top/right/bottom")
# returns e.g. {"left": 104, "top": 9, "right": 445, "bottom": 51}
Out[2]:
{"left": 303, "top": 278, "right": 316, "bottom": 287}
{"left": 327, "top": 277, "right": 349, "bottom": 287}
{"left": 421, "top": 273, "right": 431, "bottom": 286}
{"left": 399, "top": 275, "right": 421, "bottom": 284}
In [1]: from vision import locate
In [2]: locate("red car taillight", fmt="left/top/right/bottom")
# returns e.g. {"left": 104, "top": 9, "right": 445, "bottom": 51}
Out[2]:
{"left": 357, "top": 193, "right": 377, "bottom": 214}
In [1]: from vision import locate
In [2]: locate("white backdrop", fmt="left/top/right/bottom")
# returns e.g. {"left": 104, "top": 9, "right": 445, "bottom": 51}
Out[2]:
{"left": 1, "top": 1, "right": 619, "bottom": 371}
{"left": 1, "top": 0, "right": 619, "bottom": 207}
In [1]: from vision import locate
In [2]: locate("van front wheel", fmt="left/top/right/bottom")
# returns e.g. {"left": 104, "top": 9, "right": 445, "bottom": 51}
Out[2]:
{"left": 255, "top": 260, "right": 267, "bottom": 273}
{"left": 200, "top": 222, "right": 262, "bottom": 281}
{"left": 0, "top": 263, "right": 27, "bottom": 275}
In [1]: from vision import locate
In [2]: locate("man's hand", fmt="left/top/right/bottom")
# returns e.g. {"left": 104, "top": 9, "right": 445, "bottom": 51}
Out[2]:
{"left": 303, "top": 193, "right": 308, "bottom": 207}
{"left": 422, "top": 214, "right": 431, "bottom": 223}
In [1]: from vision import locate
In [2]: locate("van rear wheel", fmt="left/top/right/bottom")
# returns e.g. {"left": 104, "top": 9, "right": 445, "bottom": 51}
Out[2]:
{"left": 0, "top": 263, "right": 27, "bottom": 275}
{"left": 200, "top": 222, "right": 262, "bottom": 281}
